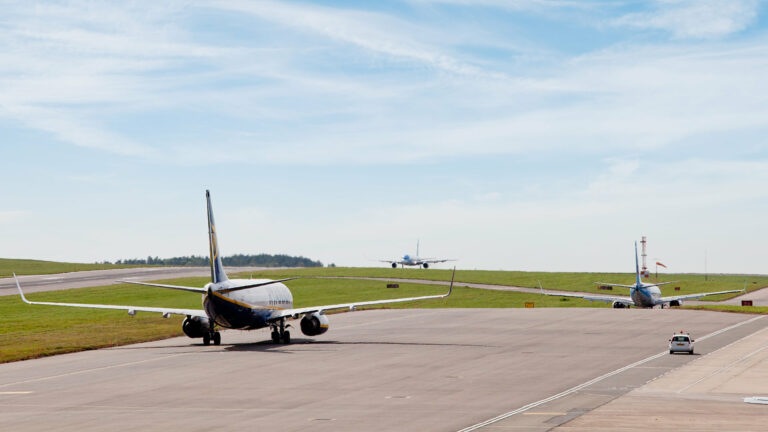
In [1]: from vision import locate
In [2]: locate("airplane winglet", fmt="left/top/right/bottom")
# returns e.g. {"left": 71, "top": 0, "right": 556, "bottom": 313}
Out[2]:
{"left": 13, "top": 273, "right": 31, "bottom": 304}
{"left": 538, "top": 280, "right": 544, "bottom": 294}
{"left": 447, "top": 266, "right": 456, "bottom": 297}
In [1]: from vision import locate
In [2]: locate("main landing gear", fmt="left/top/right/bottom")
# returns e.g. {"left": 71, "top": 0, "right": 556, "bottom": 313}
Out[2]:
{"left": 203, "top": 328, "right": 221, "bottom": 346}
{"left": 270, "top": 318, "right": 291, "bottom": 344}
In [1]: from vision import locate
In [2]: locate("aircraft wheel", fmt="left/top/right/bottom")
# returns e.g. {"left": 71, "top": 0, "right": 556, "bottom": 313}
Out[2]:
{"left": 213, "top": 332, "right": 221, "bottom": 346}
{"left": 203, "top": 333, "right": 211, "bottom": 346}
{"left": 271, "top": 331, "right": 280, "bottom": 343}
{"left": 669, "top": 350, "right": 673, "bottom": 354}
{"left": 282, "top": 331, "right": 291, "bottom": 344}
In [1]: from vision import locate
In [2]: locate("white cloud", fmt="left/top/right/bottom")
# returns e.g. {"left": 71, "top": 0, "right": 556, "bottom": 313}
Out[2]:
{"left": 1, "top": 0, "right": 767, "bottom": 168}
{"left": 210, "top": 0, "right": 501, "bottom": 78}
{"left": 613, "top": 0, "right": 761, "bottom": 39}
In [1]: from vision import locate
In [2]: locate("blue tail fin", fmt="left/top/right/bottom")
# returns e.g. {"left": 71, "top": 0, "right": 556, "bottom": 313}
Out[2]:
{"left": 634, "top": 241, "right": 641, "bottom": 286}
{"left": 206, "top": 190, "right": 228, "bottom": 284}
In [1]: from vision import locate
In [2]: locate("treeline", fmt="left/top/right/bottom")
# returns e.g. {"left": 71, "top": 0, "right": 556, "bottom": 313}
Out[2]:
{"left": 103, "top": 254, "right": 323, "bottom": 267}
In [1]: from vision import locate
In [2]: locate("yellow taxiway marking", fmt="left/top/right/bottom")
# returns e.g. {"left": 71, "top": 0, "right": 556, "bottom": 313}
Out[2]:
{"left": 0, "top": 391, "right": 33, "bottom": 395}
{"left": 521, "top": 412, "right": 568, "bottom": 416}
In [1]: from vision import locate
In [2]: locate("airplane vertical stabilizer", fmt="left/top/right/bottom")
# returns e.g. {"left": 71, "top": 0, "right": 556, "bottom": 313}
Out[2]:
{"left": 206, "top": 190, "right": 229, "bottom": 284}
{"left": 634, "top": 241, "right": 641, "bottom": 287}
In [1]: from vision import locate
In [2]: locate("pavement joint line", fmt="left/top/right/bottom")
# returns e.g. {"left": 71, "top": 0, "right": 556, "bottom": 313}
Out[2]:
{"left": 456, "top": 314, "right": 765, "bottom": 432}
{"left": 676, "top": 327, "right": 768, "bottom": 394}
{"left": 0, "top": 353, "right": 192, "bottom": 389}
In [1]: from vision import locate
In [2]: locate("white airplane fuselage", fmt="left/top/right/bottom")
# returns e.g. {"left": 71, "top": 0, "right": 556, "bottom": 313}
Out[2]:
{"left": 203, "top": 279, "right": 293, "bottom": 330}
{"left": 630, "top": 284, "right": 662, "bottom": 308}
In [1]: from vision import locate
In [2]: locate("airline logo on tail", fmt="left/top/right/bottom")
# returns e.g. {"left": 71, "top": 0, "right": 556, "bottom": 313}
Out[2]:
{"left": 206, "top": 190, "right": 228, "bottom": 284}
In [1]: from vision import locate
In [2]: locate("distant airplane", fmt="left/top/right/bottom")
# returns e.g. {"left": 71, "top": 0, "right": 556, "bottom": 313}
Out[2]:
{"left": 15, "top": 190, "right": 453, "bottom": 346}
{"left": 539, "top": 242, "right": 744, "bottom": 308}
{"left": 380, "top": 240, "right": 455, "bottom": 269}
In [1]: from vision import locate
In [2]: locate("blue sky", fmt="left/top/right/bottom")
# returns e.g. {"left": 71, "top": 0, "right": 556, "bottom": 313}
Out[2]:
{"left": 2, "top": 0, "right": 767, "bottom": 273}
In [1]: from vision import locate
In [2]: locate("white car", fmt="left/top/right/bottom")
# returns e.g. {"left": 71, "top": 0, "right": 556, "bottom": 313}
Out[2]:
{"left": 669, "top": 333, "right": 694, "bottom": 354}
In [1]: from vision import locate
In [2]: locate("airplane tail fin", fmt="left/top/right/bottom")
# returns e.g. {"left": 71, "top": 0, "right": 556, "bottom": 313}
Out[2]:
{"left": 206, "top": 190, "right": 228, "bottom": 284}
{"left": 634, "top": 241, "right": 641, "bottom": 286}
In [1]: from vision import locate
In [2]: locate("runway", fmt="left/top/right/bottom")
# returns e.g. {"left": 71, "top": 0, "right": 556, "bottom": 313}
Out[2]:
{"left": 0, "top": 308, "right": 763, "bottom": 431}
{"left": 0, "top": 266, "right": 271, "bottom": 296}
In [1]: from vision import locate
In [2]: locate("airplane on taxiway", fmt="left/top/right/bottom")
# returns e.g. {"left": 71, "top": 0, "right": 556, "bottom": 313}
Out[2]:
{"left": 15, "top": 190, "right": 453, "bottom": 346}
{"left": 539, "top": 242, "right": 744, "bottom": 308}
{"left": 380, "top": 240, "right": 455, "bottom": 269}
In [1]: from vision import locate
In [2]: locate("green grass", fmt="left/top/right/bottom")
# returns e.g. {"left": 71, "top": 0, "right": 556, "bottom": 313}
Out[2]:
{"left": 0, "top": 276, "right": 602, "bottom": 364}
{"left": 682, "top": 305, "right": 768, "bottom": 315}
{"left": 235, "top": 267, "right": 767, "bottom": 301}
{"left": 0, "top": 258, "right": 139, "bottom": 278}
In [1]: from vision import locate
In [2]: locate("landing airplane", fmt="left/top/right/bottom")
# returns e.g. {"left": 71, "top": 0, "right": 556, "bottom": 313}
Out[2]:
{"left": 381, "top": 240, "right": 455, "bottom": 269}
{"left": 539, "top": 242, "right": 744, "bottom": 308}
{"left": 15, "top": 190, "right": 453, "bottom": 346}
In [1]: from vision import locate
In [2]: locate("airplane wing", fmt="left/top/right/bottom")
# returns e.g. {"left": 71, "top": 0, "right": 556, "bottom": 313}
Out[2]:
{"left": 116, "top": 280, "right": 207, "bottom": 293}
{"left": 660, "top": 288, "right": 746, "bottom": 304}
{"left": 15, "top": 274, "right": 206, "bottom": 318}
{"left": 267, "top": 267, "right": 456, "bottom": 321}
{"left": 421, "top": 259, "right": 456, "bottom": 264}
{"left": 539, "top": 282, "right": 634, "bottom": 306}
{"left": 594, "top": 282, "right": 636, "bottom": 289}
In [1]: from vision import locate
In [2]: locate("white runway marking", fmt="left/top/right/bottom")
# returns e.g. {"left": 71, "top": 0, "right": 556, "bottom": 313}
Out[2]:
{"left": 457, "top": 315, "right": 765, "bottom": 432}
{"left": 0, "top": 353, "right": 192, "bottom": 389}
{"left": 0, "top": 391, "right": 33, "bottom": 395}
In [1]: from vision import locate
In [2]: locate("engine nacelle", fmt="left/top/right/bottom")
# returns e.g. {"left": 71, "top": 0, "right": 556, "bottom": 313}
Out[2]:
{"left": 300, "top": 312, "right": 329, "bottom": 336}
{"left": 612, "top": 301, "right": 628, "bottom": 309}
{"left": 182, "top": 316, "right": 210, "bottom": 338}
{"left": 391, "top": 262, "right": 397, "bottom": 268}
{"left": 669, "top": 300, "right": 682, "bottom": 307}
{"left": 422, "top": 263, "right": 429, "bottom": 269}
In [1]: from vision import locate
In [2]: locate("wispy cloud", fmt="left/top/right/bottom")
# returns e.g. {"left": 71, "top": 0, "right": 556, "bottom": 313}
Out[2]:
{"left": 613, "top": 0, "right": 761, "bottom": 39}
{"left": 210, "top": 0, "right": 502, "bottom": 78}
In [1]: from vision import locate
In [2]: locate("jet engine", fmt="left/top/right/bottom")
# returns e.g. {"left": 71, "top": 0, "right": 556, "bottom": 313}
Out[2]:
{"left": 300, "top": 312, "right": 329, "bottom": 336}
{"left": 422, "top": 263, "right": 429, "bottom": 269}
{"left": 669, "top": 300, "right": 682, "bottom": 307}
{"left": 612, "top": 301, "right": 628, "bottom": 309}
{"left": 182, "top": 316, "right": 210, "bottom": 338}
{"left": 391, "top": 262, "right": 397, "bottom": 268}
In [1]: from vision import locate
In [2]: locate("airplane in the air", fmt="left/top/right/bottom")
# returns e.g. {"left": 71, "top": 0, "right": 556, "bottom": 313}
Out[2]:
{"left": 381, "top": 240, "right": 455, "bottom": 268}
{"left": 538, "top": 242, "right": 744, "bottom": 308}
{"left": 15, "top": 190, "right": 453, "bottom": 346}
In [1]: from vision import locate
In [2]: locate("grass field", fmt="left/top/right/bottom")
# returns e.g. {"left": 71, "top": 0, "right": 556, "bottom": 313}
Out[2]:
{"left": 0, "top": 258, "right": 137, "bottom": 278}
{"left": 234, "top": 267, "right": 768, "bottom": 301}
{"left": 0, "top": 276, "right": 602, "bottom": 364}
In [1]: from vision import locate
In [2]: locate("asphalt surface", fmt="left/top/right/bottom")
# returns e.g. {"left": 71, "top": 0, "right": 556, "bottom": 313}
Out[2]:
{"left": 0, "top": 266, "right": 271, "bottom": 296}
{"left": 0, "top": 308, "right": 763, "bottom": 432}
{"left": 553, "top": 317, "right": 768, "bottom": 431}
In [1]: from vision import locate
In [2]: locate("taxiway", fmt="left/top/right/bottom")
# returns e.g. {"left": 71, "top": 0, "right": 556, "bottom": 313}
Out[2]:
{"left": 0, "top": 308, "right": 763, "bottom": 431}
